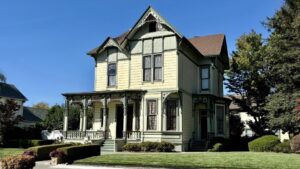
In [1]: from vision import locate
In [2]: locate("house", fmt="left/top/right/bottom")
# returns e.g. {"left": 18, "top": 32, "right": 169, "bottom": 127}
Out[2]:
{"left": 62, "top": 6, "right": 231, "bottom": 151}
{"left": 0, "top": 82, "right": 47, "bottom": 128}
{"left": 227, "top": 96, "right": 289, "bottom": 142}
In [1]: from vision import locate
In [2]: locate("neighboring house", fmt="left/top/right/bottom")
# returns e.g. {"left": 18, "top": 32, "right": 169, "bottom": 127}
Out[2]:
{"left": 227, "top": 96, "right": 289, "bottom": 142}
{"left": 62, "top": 7, "right": 231, "bottom": 151}
{"left": 0, "top": 82, "right": 47, "bottom": 127}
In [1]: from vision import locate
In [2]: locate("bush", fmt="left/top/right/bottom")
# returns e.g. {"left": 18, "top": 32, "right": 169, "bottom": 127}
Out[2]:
{"left": 208, "top": 143, "right": 224, "bottom": 152}
{"left": 157, "top": 141, "right": 175, "bottom": 152}
{"left": 122, "top": 143, "right": 141, "bottom": 152}
{"left": 0, "top": 155, "right": 35, "bottom": 169}
{"left": 273, "top": 141, "right": 292, "bottom": 153}
{"left": 27, "top": 143, "right": 73, "bottom": 161}
{"left": 141, "top": 142, "right": 160, "bottom": 152}
{"left": 248, "top": 135, "right": 280, "bottom": 152}
{"left": 57, "top": 144, "right": 100, "bottom": 163}
{"left": 291, "top": 134, "right": 300, "bottom": 153}
{"left": 3, "top": 139, "right": 54, "bottom": 148}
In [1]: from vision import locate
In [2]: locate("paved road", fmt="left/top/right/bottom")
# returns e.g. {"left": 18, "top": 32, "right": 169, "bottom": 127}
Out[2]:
{"left": 34, "top": 161, "right": 168, "bottom": 169}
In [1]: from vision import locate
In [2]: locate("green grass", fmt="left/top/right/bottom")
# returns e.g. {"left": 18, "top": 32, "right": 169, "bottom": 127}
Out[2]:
{"left": 0, "top": 148, "right": 24, "bottom": 159}
{"left": 75, "top": 152, "right": 300, "bottom": 169}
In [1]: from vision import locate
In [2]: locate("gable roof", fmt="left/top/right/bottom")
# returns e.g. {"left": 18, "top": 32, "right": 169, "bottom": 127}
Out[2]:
{"left": 0, "top": 82, "right": 27, "bottom": 100}
{"left": 23, "top": 107, "right": 48, "bottom": 123}
{"left": 188, "top": 34, "right": 225, "bottom": 56}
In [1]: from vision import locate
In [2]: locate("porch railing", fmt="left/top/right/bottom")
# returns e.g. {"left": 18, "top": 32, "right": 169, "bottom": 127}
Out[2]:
{"left": 127, "top": 131, "right": 141, "bottom": 140}
{"left": 62, "top": 130, "right": 104, "bottom": 140}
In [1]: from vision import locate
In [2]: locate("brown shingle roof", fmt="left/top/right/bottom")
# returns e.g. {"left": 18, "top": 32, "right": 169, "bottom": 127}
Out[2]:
{"left": 188, "top": 34, "right": 225, "bottom": 56}
{"left": 113, "top": 31, "right": 129, "bottom": 44}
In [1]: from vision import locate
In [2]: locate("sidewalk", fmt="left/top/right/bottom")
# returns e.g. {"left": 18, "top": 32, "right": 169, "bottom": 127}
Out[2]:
{"left": 34, "top": 161, "right": 168, "bottom": 169}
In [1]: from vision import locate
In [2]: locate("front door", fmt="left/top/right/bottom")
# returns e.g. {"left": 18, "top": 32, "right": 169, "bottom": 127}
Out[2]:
{"left": 116, "top": 106, "right": 124, "bottom": 138}
{"left": 116, "top": 104, "right": 134, "bottom": 139}
{"left": 199, "top": 110, "right": 208, "bottom": 140}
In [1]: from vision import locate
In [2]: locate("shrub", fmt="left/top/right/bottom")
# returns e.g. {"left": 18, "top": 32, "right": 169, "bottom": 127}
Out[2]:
{"left": 157, "top": 141, "right": 175, "bottom": 152}
{"left": 27, "top": 143, "right": 73, "bottom": 161}
{"left": 3, "top": 139, "right": 54, "bottom": 148}
{"left": 141, "top": 142, "right": 160, "bottom": 152}
{"left": 273, "top": 141, "right": 292, "bottom": 153}
{"left": 290, "top": 134, "right": 300, "bottom": 153}
{"left": 248, "top": 135, "right": 280, "bottom": 152}
{"left": 208, "top": 143, "right": 224, "bottom": 152}
{"left": 122, "top": 143, "right": 141, "bottom": 152}
{"left": 0, "top": 155, "right": 35, "bottom": 169}
{"left": 57, "top": 144, "right": 100, "bottom": 163}
{"left": 23, "top": 150, "right": 35, "bottom": 156}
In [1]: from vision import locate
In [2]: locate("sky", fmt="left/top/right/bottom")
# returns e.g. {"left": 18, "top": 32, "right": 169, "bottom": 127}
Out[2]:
{"left": 0, "top": 0, "right": 283, "bottom": 106}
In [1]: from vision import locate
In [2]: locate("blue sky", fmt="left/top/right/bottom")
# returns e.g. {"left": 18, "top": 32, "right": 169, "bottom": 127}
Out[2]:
{"left": 0, "top": 0, "right": 283, "bottom": 106}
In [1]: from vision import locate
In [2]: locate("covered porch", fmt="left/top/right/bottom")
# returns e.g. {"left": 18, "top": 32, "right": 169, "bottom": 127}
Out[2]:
{"left": 62, "top": 90, "right": 146, "bottom": 142}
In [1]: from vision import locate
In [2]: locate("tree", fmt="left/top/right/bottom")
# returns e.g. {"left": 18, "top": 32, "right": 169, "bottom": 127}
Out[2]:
{"left": 264, "top": 0, "right": 300, "bottom": 135}
{"left": 0, "top": 100, "right": 22, "bottom": 144}
{"left": 225, "top": 31, "right": 271, "bottom": 136}
{"left": 32, "top": 102, "right": 49, "bottom": 110}
{"left": 0, "top": 72, "right": 6, "bottom": 83}
{"left": 43, "top": 104, "right": 94, "bottom": 130}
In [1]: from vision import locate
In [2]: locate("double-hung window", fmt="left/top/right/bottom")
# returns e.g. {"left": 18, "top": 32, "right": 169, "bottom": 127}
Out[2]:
{"left": 143, "top": 54, "right": 162, "bottom": 82}
{"left": 201, "top": 66, "right": 210, "bottom": 90}
{"left": 166, "top": 100, "right": 177, "bottom": 130}
{"left": 143, "top": 56, "right": 151, "bottom": 81}
{"left": 108, "top": 63, "right": 116, "bottom": 86}
{"left": 147, "top": 100, "right": 157, "bottom": 130}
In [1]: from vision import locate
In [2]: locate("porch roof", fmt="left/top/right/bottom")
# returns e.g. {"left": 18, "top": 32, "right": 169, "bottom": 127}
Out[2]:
{"left": 62, "top": 89, "right": 146, "bottom": 98}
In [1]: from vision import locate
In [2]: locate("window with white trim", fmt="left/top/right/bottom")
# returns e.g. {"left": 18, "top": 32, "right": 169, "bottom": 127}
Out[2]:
{"left": 108, "top": 63, "right": 116, "bottom": 86}
{"left": 147, "top": 100, "right": 157, "bottom": 130}
{"left": 143, "top": 54, "right": 162, "bottom": 82}
{"left": 201, "top": 66, "right": 210, "bottom": 90}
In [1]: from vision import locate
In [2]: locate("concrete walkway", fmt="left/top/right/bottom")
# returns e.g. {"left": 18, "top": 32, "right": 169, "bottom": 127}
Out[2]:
{"left": 34, "top": 161, "right": 168, "bottom": 169}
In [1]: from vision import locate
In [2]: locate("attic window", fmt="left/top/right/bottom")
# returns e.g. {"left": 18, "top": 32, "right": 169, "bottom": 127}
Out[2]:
{"left": 149, "top": 22, "right": 157, "bottom": 32}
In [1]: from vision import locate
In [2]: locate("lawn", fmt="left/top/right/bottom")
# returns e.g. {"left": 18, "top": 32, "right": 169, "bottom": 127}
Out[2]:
{"left": 75, "top": 152, "right": 300, "bottom": 169}
{"left": 0, "top": 148, "right": 24, "bottom": 159}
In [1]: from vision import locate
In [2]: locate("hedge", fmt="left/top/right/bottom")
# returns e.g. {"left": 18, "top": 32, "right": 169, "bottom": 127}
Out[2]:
{"left": 3, "top": 139, "right": 54, "bottom": 148}
{"left": 248, "top": 135, "right": 280, "bottom": 152}
{"left": 0, "top": 155, "right": 35, "bottom": 169}
{"left": 123, "top": 141, "right": 175, "bottom": 152}
{"left": 273, "top": 141, "right": 292, "bottom": 153}
{"left": 57, "top": 144, "right": 100, "bottom": 163}
{"left": 27, "top": 143, "right": 73, "bottom": 161}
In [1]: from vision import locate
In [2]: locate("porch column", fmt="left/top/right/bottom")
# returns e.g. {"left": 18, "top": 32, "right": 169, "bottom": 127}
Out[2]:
{"left": 79, "top": 109, "right": 83, "bottom": 131}
{"left": 63, "top": 99, "right": 69, "bottom": 131}
{"left": 101, "top": 98, "right": 107, "bottom": 134}
{"left": 122, "top": 97, "right": 128, "bottom": 139}
{"left": 82, "top": 99, "right": 88, "bottom": 131}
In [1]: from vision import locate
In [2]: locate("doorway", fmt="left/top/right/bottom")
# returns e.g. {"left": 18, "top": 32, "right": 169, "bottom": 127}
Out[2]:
{"left": 199, "top": 110, "right": 208, "bottom": 140}
{"left": 116, "top": 104, "right": 133, "bottom": 139}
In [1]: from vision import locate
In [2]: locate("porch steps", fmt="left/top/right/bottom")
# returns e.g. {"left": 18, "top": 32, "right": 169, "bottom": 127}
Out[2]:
{"left": 190, "top": 140, "right": 208, "bottom": 151}
{"left": 101, "top": 139, "right": 115, "bottom": 153}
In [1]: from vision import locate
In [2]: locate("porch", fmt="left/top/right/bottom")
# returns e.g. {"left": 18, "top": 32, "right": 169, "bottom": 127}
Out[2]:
{"left": 61, "top": 90, "right": 146, "bottom": 142}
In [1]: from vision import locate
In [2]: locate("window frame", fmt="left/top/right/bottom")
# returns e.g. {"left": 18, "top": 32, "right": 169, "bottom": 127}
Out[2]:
{"left": 146, "top": 99, "right": 158, "bottom": 131}
{"left": 166, "top": 99, "right": 177, "bottom": 131}
{"left": 142, "top": 53, "right": 163, "bottom": 83}
{"left": 215, "top": 104, "right": 225, "bottom": 136}
{"left": 200, "top": 66, "right": 210, "bottom": 91}
{"left": 107, "top": 62, "right": 117, "bottom": 87}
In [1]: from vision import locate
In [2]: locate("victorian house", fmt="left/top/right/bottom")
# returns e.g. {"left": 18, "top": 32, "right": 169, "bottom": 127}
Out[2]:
{"left": 62, "top": 7, "right": 230, "bottom": 152}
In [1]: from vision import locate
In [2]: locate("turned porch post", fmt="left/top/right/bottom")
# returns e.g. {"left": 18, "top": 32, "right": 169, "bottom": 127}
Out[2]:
{"left": 79, "top": 109, "right": 83, "bottom": 131}
{"left": 82, "top": 98, "right": 88, "bottom": 131}
{"left": 63, "top": 99, "right": 69, "bottom": 131}
{"left": 122, "top": 97, "right": 128, "bottom": 139}
{"left": 101, "top": 98, "right": 108, "bottom": 135}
